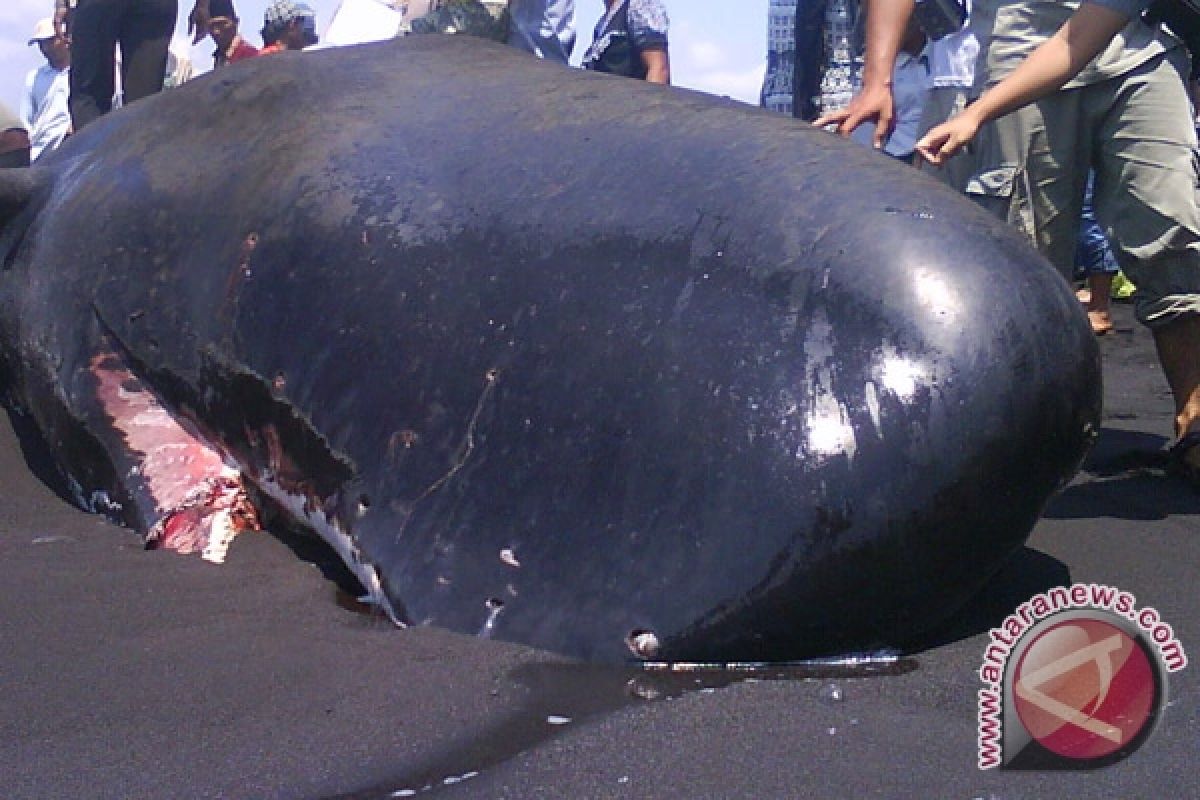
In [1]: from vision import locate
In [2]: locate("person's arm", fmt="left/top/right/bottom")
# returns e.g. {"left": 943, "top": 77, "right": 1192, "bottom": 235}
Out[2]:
{"left": 628, "top": 0, "right": 671, "bottom": 83}
{"left": 642, "top": 46, "right": 670, "bottom": 84}
{"left": 188, "top": 0, "right": 212, "bottom": 44}
{"left": 916, "top": 1, "right": 1130, "bottom": 164}
{"left": 813, "top": 0, "right": 915, "bottom": 148}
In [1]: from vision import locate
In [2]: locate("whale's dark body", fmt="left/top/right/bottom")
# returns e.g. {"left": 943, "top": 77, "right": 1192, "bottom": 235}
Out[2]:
{"left": 0, "top": 36, "right": 1100, "bottom": 662}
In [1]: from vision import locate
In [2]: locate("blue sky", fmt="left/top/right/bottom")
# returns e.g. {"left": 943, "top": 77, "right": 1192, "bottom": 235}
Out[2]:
{"left": 1, "top": 0, "right": 768, "bottom": 118}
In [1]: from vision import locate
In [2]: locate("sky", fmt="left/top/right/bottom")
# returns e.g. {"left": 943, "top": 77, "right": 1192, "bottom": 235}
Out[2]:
{"left": 0, "top": 0, "right": 769, "bottom": 119}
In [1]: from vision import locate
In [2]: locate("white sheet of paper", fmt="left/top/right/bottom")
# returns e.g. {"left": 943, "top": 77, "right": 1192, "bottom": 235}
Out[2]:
{"left": 324, "top": 0, "right": 404, "bottom": 46}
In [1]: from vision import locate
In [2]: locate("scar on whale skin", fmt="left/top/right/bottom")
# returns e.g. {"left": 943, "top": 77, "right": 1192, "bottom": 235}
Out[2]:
{"left": 390, "top": 367, "right": 501, "bottom": 545}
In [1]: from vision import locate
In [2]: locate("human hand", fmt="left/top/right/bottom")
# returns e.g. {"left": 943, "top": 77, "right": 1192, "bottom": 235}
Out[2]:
{"left": 812, "top": 83, "right": 895, "bottom": 149}
{"left": 915, "top": 113, "right": 981, "bottom": 166}
{"left": 188, "top": 1, "right": 211, "bottom": 44}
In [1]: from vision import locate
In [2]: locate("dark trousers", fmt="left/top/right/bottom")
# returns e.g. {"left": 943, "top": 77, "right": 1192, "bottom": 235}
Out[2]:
{"left": 0, "top": 148, "right": 31, "bottom": 169}
{"left": 69, "top": 0, "right": 178, "bottom": 130}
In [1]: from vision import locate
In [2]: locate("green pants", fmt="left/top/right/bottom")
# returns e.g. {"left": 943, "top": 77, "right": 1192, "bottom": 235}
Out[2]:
{"left": 967, "top": 48, "right": 1200, "bottom": 328}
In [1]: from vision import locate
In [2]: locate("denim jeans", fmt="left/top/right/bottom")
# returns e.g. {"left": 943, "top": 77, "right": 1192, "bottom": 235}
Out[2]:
{"left": 1076, "top": 172, "right": 1119, "bottom": 278}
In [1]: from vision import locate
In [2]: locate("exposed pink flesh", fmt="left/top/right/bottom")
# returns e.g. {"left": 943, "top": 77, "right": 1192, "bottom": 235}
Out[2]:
{"left": 89, "top": 352, "right": 260, "bottom": 562}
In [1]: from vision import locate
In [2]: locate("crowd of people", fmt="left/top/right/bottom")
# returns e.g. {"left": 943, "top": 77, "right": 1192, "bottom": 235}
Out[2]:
{"left": 818, "top": 0, "right": 1200, "bottom": 483}
{"left": 823, "top": 3, "right": 1128, "bottom": 333}
{"left": 0, "top": 0, "right": 673, "bottom": 167}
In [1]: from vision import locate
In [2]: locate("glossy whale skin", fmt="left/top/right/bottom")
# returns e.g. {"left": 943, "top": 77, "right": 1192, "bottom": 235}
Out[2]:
{"left": 0, "top": 35, "right": 1101, "bottom": 662}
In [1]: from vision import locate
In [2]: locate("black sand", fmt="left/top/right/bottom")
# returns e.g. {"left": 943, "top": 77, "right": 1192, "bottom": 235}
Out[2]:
{"left": 2, "top": 302, "right": 1197, "bottom": 798}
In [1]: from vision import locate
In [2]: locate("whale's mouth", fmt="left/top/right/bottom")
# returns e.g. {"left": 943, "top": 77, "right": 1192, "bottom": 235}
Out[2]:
{"left": 88, "top": 350, "right": 261, "bottom": 563}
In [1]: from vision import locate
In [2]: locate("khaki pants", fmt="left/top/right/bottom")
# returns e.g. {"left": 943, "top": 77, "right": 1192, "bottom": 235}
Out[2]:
{"left": 966, "top": 48, "right": 1200, "bottom": 328}
{"left": 915, "top": 86, "right": 974, "bottom": 192}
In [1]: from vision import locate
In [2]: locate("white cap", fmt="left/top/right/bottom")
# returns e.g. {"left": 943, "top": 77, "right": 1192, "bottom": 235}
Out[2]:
{"left": 29, "top": 18, "right": 57, "bottom": 45}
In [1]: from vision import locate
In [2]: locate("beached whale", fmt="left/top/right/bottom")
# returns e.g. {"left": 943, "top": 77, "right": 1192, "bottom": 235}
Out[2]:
{"left": 0, "top": 36, "right": 1100, "bottom": 662}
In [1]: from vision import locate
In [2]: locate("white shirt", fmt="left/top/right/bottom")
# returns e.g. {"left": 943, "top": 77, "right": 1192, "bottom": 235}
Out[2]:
{"left": 324, "top": 0, "right": 403, "bottom": 45}
{"left": 927, "top": 29, "right": 979, "bottom": 88}
{"left": 21, "top": 63, "right": 70, "bottom": 162}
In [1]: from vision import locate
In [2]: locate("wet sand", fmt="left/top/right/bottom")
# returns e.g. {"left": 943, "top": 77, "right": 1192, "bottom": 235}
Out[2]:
{"left": 1, "top": 302, "right": 1197, "bottom": 798}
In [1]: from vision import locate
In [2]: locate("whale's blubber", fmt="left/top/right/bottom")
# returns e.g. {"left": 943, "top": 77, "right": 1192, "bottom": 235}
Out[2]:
{"left": 0, "top": 35, "right": 1100, "bottom": 662}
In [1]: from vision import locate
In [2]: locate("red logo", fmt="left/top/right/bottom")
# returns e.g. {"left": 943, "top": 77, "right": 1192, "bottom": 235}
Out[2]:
{"left": 1011, "top": 617, "right": 1159, "bottom": 762}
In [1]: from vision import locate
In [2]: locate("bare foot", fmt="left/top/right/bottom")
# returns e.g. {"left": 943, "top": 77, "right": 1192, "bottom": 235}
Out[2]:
{"left": 1151, "top": 315, "right": 1200, "bottom": 440}
{"left": 1076, "top": 287, "right": 1091, "bottom": 305}
{"left": 1087, "top": 309, "right": 1113, "bottom": 335}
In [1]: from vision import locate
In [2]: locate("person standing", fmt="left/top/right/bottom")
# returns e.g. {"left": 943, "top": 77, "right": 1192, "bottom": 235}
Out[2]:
{"left": 507, "top": 0, "right": 575, "bottom": 63}
{"left": 817, "top": 0, "right": 1200, "bottom": 481}
{"left": 22, "top": 18, "right": 72, "bottom": 162}
{"left": 259, "top": 0, "right": 320, "bottom": 53}
{"left": 207, "top": 0, "right": 259, "bottom": 67}
{"left": 55, "top": 0, "right": 208, "bottom": 130}
{"left": 581, "top": 0, "right": 669, "bottom": 83}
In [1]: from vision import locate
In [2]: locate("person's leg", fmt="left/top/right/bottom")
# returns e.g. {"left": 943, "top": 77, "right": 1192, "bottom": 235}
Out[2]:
{"left": 118, "top": 0, "right": 177, "bottom": 105}
{"left": 68, "top": 0, "right": 120, "bottom": 130}
{"left": 1076, "top": 172, "right": 1117, "bottom": 334}
{"left": 966, "top": 90, "right": 1090, "bottom": 281}
{"left": 1154, "top": 317, "right": 1200, "bottom": 442}
{"left": 1086, "top": 272, "right": 1114, "bottom": 332}
{"left": 1091, "top": 51, "right": 1200, "bottom": 441}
